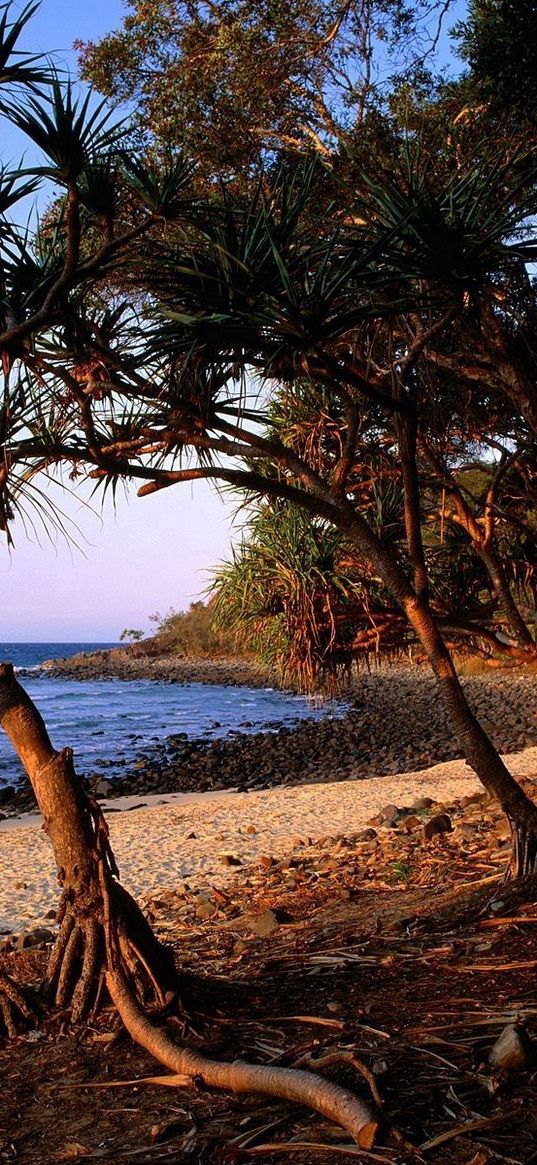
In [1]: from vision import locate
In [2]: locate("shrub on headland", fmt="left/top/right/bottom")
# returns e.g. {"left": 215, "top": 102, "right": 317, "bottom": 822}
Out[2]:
{"left": 142, "top": 600, "right": 250, "bottom": 660}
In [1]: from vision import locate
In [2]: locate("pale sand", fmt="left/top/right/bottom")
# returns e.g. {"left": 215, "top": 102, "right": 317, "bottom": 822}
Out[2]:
{"left": 2, "top": 746, "right": 537, "bottom": 934}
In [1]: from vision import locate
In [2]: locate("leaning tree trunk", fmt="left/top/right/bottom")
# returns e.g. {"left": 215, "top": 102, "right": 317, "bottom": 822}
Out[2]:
{"left": 397, "top": 423, "right": 537, "bottom": 876}
{"left": 333, "top": 501, "right": 537, "bottom": 880}
{"left": 0, "top": 662, "right": 178, "bottom": 1023}
{"left": 0, "top": 662, "right": 379, "bottom": 1148}
{"left": 398, "top": 425, "right": 537, "bottom": 878}
{"left": 402, "top": 600, "right": 537, "bottom": 878}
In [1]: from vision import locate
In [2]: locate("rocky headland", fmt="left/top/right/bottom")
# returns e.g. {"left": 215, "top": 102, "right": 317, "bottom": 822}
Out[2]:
{"left": 40, "top": 644, "right": 265, "bottom": 687}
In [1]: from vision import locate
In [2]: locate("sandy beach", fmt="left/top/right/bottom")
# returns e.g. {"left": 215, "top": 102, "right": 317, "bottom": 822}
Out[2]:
{"left": 3, "top": 744, "right": 537, "bottom": 935}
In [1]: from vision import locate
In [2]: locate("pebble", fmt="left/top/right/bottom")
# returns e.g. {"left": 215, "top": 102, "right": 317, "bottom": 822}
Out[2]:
{"left": 244, "top": 908, "right": 280, "bottom": 937}
{"left": 423, "top": 813, "right": 453, "bottom": 840}
{"left": 0, "top": 926, "right": 55, "bottom": 952}
{"left": 379, "top": 804, "right": 399, "bottom": 825}
{"left": 399, "top": 815, "right": 421, "bottom": 832}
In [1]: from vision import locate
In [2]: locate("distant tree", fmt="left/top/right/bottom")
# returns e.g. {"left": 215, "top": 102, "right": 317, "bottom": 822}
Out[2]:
{"left": 148, "top": 600, "right": 239, "bottom": 657}
{"left": 119, "top": 627, "right": 145, "bottom": 642}
{"left": 212, "top": 486, "right": 409, "bottom": 692}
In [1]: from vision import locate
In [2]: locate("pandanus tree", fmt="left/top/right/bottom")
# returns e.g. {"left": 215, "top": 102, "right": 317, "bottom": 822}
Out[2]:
{"left": 5, "top": 148, "right": 537, "bottom": 888}
{"left": 212, "top": 497, "right": 382, "bottom": 691}
{"left": 2, "top": 1, "right": 537, "bottom": 1148}
{"left": 0, "top": 2, "right": 385, "bottom": 1148}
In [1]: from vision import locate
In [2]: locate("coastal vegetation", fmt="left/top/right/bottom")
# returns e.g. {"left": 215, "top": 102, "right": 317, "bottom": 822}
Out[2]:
{"left": 145, "top": 600, "right": 243, "bottom": 659}
{"left": 2, "top": 0, "right": 537, "bottom": 1157}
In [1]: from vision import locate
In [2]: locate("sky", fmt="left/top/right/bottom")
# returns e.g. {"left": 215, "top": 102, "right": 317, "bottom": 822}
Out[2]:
{"left": 0, "top": 0, "right": 468, "bottom": 641}
{"left": 1, "top": 0, "right": 242, "bottom": 641}
{"left": 1, "top": 477, "right": 238, "bottom": 641}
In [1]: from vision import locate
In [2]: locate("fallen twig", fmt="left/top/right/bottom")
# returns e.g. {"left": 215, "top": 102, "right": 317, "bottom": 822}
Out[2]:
{"left": 420, "top": 1109, "right": 519, "bottom": 1151}
{"left": 446, "top": 960, "right": 537, "bottom": 973}
{"left": 244, "top": 1141, "right": 395, "bottom": 1160}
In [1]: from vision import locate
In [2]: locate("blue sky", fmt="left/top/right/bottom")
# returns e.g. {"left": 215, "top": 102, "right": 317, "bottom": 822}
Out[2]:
{"left": 0, "top": 0, "right": 468, "bottom": 641}
{"left": 11, "top": 0, "right": 124, "bottom": 56}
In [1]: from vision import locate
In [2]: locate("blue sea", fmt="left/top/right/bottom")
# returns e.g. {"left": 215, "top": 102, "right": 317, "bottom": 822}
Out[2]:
{"left": 0, "top": 643, "right": 338, "bottom": 788}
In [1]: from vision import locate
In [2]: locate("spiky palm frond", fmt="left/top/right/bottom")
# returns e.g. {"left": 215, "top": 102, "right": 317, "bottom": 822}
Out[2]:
{"left": 356, "top": 145, "right": 537, "bottom": 287}
{"left": 3, "top": 79, "right": 125, "bottom": 183}
{"left": 1, "top": 226, "right": 66, "bottom": 324}
{"left": 0, "top": 2, "right": 52, "bottom": 92}
{"left": 0, "top": 359, "right": 75, "bottom": 542}
{"left": 0, "top": 163, "right": 39, "bottom": 218}
{"left": 137, "top": 163, "right": 405, "bottom": 384}
{"left": 122, "top": 152, "right": 197, "bottom": 220}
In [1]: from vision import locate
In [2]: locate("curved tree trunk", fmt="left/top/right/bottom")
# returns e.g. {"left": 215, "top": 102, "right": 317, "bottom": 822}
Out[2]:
{"left": 330, "top": 501, "right": 537, "bottom": 879}
{"left": 402, "top": 595, "right": 537, "bottom": 877}
{"left": 0, "top": 662, "right": 178, "bottom": 1021}
{"left": 0, "top": 662, "right": 379, "bottom": 1147}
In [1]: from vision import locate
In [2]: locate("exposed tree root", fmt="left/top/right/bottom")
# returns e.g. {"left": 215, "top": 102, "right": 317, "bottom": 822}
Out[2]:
{"left": 44, "top": 905, "right": 178, "bottom": 1024}
{"left": 43, "top": 810, "right": 180, "bottom": 1024}
{"left": 0, "top": 968, "right": 35, "bottom": 1039}
{"left": 510, "top": 821, "right": 537, "bottom": 879}
{"left": 107, "top": 966, "right": 380, "bottom": 1149}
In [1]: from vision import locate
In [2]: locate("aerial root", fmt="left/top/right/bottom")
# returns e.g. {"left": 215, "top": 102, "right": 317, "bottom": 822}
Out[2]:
{"left": 44, "top": 913, "right": 74, "bottom": 996}
{"left": 45, "top": 910, "right": 110, "bottom": 1020}
{"left": 56, "top": 924, "right": 82, "bottom": 1008}
{"left": 71, "top": 918, "right": 99, "bottom": 1024}
{"left": 0, "top": 968, "right": 34, "bottom": 1039}
{"left": 43, "top": 904, "right": 177, "bottom": 1024}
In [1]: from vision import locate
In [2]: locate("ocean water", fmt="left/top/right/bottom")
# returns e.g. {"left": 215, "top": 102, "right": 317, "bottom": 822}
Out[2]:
{"left": 0, "top": 643, "right": 339, "bottom": 788}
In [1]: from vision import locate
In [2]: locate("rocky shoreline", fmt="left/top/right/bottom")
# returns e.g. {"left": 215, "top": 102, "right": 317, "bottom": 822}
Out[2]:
{"left": 40, "top": 645, "right": 266, "bottom": 687}
{"left": 86, "top": 669, "right": 537, "bottom": 798}
{"left": 3, "top": 660, "right": 537, "bottom": 819}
